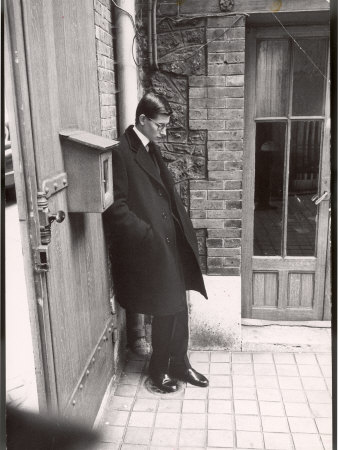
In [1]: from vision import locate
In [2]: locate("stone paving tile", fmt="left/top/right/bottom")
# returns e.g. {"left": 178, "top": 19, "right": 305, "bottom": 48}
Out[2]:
{"left": 182, "top": 399, "right": 206, "bottom": 413}
{"left": 253, "top": 353, "right": 274, "bottom": 363}
{"left": 189, "top": 351, "right": 210, "bottom": 363}
{"left": 288, "top": 417, "right": 317, "bottom": 433}
{"left": 320, "top": 366, "right": 332, "bottom": 377}
{"left": 208, "top": 399, "right": 232, "bottom": 414}
{"left": 209, "top": 387, "right": 232, "bottom": 399}
{"left": 109, "top": 395, "right": 134, "bottom": 411}
{"left": 275, "top": 364, "right": 299, "bottom": 377}
{"left": 273, "top": 353, "right": 295, "bottom": 365}
{"left": 281, "top": 389, "right": 307, "bottom": 403}
{"left": 154, "top": 412, "right": 181, "bottom": 429}
{"left": 132, "top": 398, "right": 158, "bottom": 412}
{"left": 292, "top": 433, "right": 324, "bottom": 449}
{"left": 255, "top": 376, "right": 279, "bottom": 389}
{"left": 233, "top": 374, "right": 256, "bottom": 387}
{"left": 254, "top": 364, "right": 277, "bottom": 376}
{"left": 99, "top": 424, "right": 125, "bottom": 444}
{"left": 208, "top": 429, "right": 234, "bottom": 447}
{"left": 309, "top": 403, "right": 332, "bottom": 417}
{"left": 302, "top": 377, "right": 327, "bottom": 391}
{"left": 298, "top": 364, "right": 323, "bottom": 377}
{"left": 158, "top": 399, "right": 183, "bottom": 413}
{"left": 128, "top": 411, "right": 155, "bottom": 428}
{"left": 232, "top": 353, "right": 252, "bottom": 363}
{"left": 211, "top": 351, "right": 230, "bottom": 363}
{"left": 235, "top": 414, "right": 261, "bottom": 431}
{"left": 121, "top": 445, "right": 147, "bottom": 450}
{"left": 120, "top": 372, "right": 143, "bottom": 385}
{"left": 181, "top": 412, "right": 206, "bottom": 429}
{"left": 234, "top": 387, "right": 257, "bottom": 400}
{"left": 210, "top": 362, "right": 231, "bottom": 374}
{"left": 261, "top": 416, "right": 289, "bottom": 433}
{"left": 321, "top": 434, "right": 333, "bottom": 450}
{"left": 259, "top": 401, "right": 285, "bottom": 416}
{"left": 114, "top": 384, "right": 139, "bottom": 397}
{"left": 101, "top": 409, "right": 129, "bottom": 427}
{"left": 295, "top": 353, "right": 318, "bottom": 365}
{"left": 184, "top": 386, "right": 208, "bottom": 399}
{"left": 278, "top": 376, "right": 303, "bottom": 390}
{"left": 179, "top": 429, "right": 207, "bottom": 447}
{"left": 257, "top": 388, "right": 282, "bottom": 402}
{"left": 236, "top": 430, "right": 264, "bottom": 449}
{"left": 234, "top": 399, "right": 259, "bottom": 415}
{"left": 193, "top": 362, "right": 210, "bottom": 374}
{"left": 306, "top": 390, "right": 331, "bottom": 404}
{"left": 209, "top": 375, "right": 231, "bottom": 387}
{"left": 284, "top": 402, "right": 312, "bottom": 417}
{"left": 315, "top": 418, "right": 332, "bottom": 434}
{"left": 124, "top": 427, "right": 152, "bottom": 445}
{"left": 208, "top": 413, "right": 233, "bottom": 430}
{"left": 264, "top": 432, "right": 293, "bottom": 450}
{"left": 232, "top": 363, "right": 254, "bottom": 375}
{"left": 96, "top": 444, "right": 120, "bottom": 450}
{"left": 316, "top": 354, "right": 331, "bottom": 365}
{"left": 151, "top": 427, "right": 179, "bottom": 446}
{"left": 124, "top": 360, "right": 146, "bottom": 373}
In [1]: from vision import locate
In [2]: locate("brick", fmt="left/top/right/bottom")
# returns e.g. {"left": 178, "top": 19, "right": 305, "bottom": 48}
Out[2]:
{"left": 189, "top": 109, "right": 207, "bottom": 119}
{"left": 226, "top": 75, "right": 244, "bottom": 87}
{"left": 224, "top": 87, "right": 244, "bottom": 98}
{"left": 191, "top": 190, "right": 207, "bottom": 199}
{"left": 225, "top": 52, "right": 245, "bottom": 64}
{"left": 226, "top": 98, "right": 244, "bottom": 108}
{"left": 99, "top": 81, "right": 115, "bottom": 94}
{"left": 190, "top": 180, "right": 223, "bottom": 190}
{"left": 209, "top": 40, "right": 243, "bottom": 53}
{"left": 224, "top": 257, "right": 241, "bottom": 267}
{"left": 101, "top": 117, "right": 115, "bottom": 130}
{"left": 209, "top": 53, "right": 227, "bottom": 64}
{"left": 218, "top": 228, "right": 241, "bottom": 238}
{"left": 208, "top": 63, "right": 245, "bottom": 76}
{"left": 208, "top": 257, "right": 223, "bottom": 267}
{"left": 226, "top": 119, "right": 244, "bottom": 130}
{"left": 191, "top": 219, "right": 224, "bottom": 229}
{"left": 206, "top": 238, "right": 223, "bottom": 248}
{"left": 207, "top": 87, "right": 227, "bottom": 98}
{"left": 224, "top": 238, "right": 241, "bottom": 247}
{"left": 209, "top": 267, "right": 241, "bottom": 275}
{"left": 207, "top": 141, "right": 243, "bottom": 151}
{"left": 189, "top": 97, "right": 226, "bottom": 109}
{"left": 208, "top": 161, "right": 224, "bottom": 171}
{"left": 224, "top": 219, "right": 242, "bottom": 227}
{"left": 208, "top": 248, "right": 241, "bottom": 257}
{"left": 209, "top": 170, "right": 243, "bottom": 180}
{"left": 100, "top": 17, "right": 110, "bottom": 32}
{"left": 102, "top": 5, "right": 112, "bottom": 22}
{"left": 190, "top": 119, "right": 225, "bottom": 130}
{"left": 189, "top": 75, "right": 207, "bottom": 87}
{"left": 208, "top": 151, "right": 243, "bottom": 161}
{"left": 207, "top": 210, "right": 237, "bottom": 219}
{"left": 209, "top": 228, "right": 242, "bottom": 238}
{"left": 101, "top": 105, "right": 116, "bottom": 119}
{"left": 224, "top": 162, "right": 243, "bottom": 170}
{"left": 100, "top": 93, "right": 116, "bottom": 106}
{"left": 226, "top": 200, "right": 242, "bottom": 209}
{"left": 208, "top": 190, "right": 241, "bottom": 200}
{"left": 94, "top": 11, "right": 101, "bottom": 26}
{"left": 223, "top": 181, "right": 242, "bottom": 190}
{"left": 190, "top": 210, "right": 207, "bottom": 219}
{"left": 189, "top": 87, "right": 207, "bottom": 98}
{"left": 206, "top": 76, "right": 226, "bottom": 86}
{"left": 94, "top": 0, "right": 102, "bottom": 14}
{"left": 208, "top": 108, "right": 244, "bottom": 120}
{"left": 227, "top": 27, "right": 245, "bottom": 39}
{"left": 208, "top": 210, "right": 242, "bottom": 221}
{"left": 208, "top": 130, "right": 243, "bottom": 141}
{"left": 207, "top": 16, "right": 246, "bottom": 28}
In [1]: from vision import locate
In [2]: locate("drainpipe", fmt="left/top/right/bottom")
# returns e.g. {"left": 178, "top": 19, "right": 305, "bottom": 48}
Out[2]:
{"left": 148, "top": 0, "right": 153, "bottom": 68}
{"left": 115, "top": 0, "right": 138, "bottom": 134}
{"left": 151, "top": 0, "right": 158, "bottom": 70}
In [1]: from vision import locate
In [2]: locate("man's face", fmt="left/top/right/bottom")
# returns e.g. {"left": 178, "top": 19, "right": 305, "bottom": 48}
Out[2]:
{"left": 138, "top": 113, "right": 171, "bottom": 143}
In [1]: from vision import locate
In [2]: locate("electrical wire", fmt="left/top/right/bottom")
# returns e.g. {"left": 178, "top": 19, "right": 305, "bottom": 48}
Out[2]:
{"left": 271, "top": 12, "right": 330, "bottom": 83}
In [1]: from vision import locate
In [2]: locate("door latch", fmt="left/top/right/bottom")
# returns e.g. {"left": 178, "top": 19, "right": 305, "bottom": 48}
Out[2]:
{"left": 34, "top": 245, "right": 50, "bottom": 272}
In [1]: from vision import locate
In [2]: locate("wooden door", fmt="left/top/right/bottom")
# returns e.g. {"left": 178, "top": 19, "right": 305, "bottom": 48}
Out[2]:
{"left": 242, "top": 25, "right": 330, "bottom": 320}
{"left": 5, "top": 1, "right": 115, "bottom": 424}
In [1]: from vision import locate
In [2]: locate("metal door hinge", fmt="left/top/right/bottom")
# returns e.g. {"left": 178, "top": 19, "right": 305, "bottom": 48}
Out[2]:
{"left": 42, "top": 172, "right": 68, "bottom": 198}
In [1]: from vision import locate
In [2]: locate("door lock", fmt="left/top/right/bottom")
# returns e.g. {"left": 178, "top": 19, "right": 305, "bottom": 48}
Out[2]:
{"left": 313, "top": 191, "right": 330, "bottom": 205}
{"left": 37, "top": 192, "right": 66, "bottom": 246}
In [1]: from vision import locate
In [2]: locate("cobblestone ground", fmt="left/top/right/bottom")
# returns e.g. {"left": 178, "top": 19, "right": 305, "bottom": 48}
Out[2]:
{"left": 96, "top": 350, "right": 332, "bottom": 450}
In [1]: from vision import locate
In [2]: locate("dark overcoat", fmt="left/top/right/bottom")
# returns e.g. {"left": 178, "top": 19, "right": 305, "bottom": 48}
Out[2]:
{"left": 104, "top": 126, "right": 207, "bottom": 316}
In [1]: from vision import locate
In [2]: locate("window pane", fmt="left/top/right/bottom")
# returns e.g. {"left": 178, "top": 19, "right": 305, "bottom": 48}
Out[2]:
{"left": 292, "top": 39, "right": 328, "bottom": 116}
{"left": 286, "top": 121, "right": 322, "bottom": 256}
{"left": 256, "top": 40, "right": 290, "bottom": 117}
{"left": 254, "top": 122, "right": 286, "bottom": 256}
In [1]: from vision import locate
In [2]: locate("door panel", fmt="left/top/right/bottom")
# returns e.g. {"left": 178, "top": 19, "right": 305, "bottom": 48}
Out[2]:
{"left": 6, "top": 0, "right": 114, "bottom": 423}
{"left": 243, "top": 25, "right": 330, "bottom": 321}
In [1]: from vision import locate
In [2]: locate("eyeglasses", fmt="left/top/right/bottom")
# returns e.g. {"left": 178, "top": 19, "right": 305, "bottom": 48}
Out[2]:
{"left": 146, "top": 116, "right": 171, "bottom": 131}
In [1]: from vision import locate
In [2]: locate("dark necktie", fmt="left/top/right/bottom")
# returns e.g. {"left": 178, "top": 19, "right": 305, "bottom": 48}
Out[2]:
{"left": 148, "top": 143, "right": 160, "bottom": 175}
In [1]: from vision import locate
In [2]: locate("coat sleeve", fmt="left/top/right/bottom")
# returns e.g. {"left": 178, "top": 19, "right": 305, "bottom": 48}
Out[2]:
{"left": 104, "top": 148, "right": 153, "bottom": 246}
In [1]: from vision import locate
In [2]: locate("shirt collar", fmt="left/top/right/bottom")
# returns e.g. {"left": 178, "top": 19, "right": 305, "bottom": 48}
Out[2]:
{"left": 133, "top": 125, "right": 150, "bottom": 151}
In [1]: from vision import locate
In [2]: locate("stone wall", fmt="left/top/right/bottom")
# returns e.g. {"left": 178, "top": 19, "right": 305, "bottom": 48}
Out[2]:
{"left": 137, "top": 0, "right": 245, "bottom": 275}
{"left": 94, "top": 0, "right": 118, "bottom": 140}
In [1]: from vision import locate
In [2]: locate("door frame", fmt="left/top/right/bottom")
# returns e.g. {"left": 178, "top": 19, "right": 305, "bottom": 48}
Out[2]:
{"left": 242, "top": 23, "right": 331, "bottom": 320}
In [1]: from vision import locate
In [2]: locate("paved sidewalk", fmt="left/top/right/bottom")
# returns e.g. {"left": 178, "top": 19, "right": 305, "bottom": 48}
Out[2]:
{"left": 96, "top": 351, "right": 332, "bottom": 450}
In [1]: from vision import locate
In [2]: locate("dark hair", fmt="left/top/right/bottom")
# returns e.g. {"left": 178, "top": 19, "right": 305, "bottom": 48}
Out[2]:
{"left": 135, "top": 91, "right": 172, "bottom": 124}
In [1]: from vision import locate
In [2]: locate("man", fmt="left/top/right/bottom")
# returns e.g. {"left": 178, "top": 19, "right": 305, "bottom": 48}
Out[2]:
{"left": 105, "top": 92, "right": 208, "bottom": 393}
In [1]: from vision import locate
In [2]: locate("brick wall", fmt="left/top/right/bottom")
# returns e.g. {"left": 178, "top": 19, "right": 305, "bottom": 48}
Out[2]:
{"left": 135, "top": 1, "right": 246, "bottom": 276}
{"left": 94, "top": 0, "right": 118, "bottom": 140}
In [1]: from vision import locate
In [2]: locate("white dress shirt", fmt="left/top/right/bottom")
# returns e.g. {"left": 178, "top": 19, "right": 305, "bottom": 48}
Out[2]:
{"left": 133, "top": 125, "right": 150, "bottom": 151}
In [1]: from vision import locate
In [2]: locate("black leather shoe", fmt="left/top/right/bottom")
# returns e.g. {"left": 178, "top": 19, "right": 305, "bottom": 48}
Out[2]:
{"left": 171, "top": 367, "right": 209, "bottom": 387}
{"left": 150, "top": 372, "right": 179, "bottom": 393}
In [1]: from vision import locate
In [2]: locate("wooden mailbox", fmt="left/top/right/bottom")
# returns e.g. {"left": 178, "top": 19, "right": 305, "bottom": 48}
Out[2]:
{"left": 60, "top": 129, "right": 117, "bottom": 213}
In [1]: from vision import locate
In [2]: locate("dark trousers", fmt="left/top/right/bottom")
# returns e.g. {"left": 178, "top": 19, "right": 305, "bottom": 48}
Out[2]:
{"left": 149, "top": 308, "right": 191, "bottom": 374}
{"left": 126, "top": 311, "right": 145, "bottom": 347}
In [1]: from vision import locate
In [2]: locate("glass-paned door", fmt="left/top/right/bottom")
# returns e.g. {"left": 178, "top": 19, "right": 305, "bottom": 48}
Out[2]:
{"left": 243, "top": 25, "right": 330, "bottom": 320}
